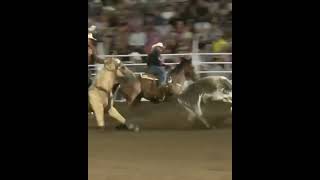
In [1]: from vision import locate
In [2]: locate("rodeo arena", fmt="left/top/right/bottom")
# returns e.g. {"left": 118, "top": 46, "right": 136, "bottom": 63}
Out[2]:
{"left": 88, "top": 0, "right": 232, "bottom": 180}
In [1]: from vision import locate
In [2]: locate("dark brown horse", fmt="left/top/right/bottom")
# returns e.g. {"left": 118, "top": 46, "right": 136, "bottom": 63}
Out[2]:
{"left": 113, "top": 57, "right": 198, "bottom": 106}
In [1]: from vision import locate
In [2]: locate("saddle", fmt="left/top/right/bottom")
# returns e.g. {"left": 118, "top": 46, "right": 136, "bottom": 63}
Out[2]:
{"left": 140, "top": 73, "right": 167, "bottom": 92}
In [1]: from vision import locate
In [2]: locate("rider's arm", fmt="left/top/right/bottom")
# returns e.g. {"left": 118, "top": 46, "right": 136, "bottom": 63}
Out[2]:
{"left": 148, "top": 47, "right": 166, "bottom": 66}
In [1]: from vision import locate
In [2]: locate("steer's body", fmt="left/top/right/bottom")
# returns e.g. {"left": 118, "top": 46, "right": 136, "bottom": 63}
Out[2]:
{"left": 177, "top": 76, "right": 232, "bottom": 128}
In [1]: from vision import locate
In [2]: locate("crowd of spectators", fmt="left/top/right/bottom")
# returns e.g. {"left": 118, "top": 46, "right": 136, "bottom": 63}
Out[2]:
{"left": 88, "top": 0, "right": 232, "bottom": 78}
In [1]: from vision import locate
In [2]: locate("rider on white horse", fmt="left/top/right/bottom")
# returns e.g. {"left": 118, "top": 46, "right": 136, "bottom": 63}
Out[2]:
{"left": 88, "top": 33, "right": 96, "bottom": 87}
{"left": 88, "top": 32, "right": 104, "bottom": 64}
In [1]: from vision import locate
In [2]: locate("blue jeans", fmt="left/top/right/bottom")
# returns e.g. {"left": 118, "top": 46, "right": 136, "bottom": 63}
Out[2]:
{"left": 147, "top": 65, "right": 167, "bottom": 86}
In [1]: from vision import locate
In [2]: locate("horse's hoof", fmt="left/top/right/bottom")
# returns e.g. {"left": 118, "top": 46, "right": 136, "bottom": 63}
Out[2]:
{"left": 210, "top": 125, "right": 217, "bottom": 130}
{"left": 115, "top": 124, "right": 128, "bottom": 130}
{"left": 127, "top": 123, "right": 140, "bottom": 132}
{"left": 133, "top": 125, "right": 140, "bottom": 132}
{"left": 203, "top": 123, "right": 215, "bottom": 129}
{"left": 115, "top": 123, "right": 140, "bottom": 132}
{"left": 97, "top": 126, "right": 106, "bottom": 132}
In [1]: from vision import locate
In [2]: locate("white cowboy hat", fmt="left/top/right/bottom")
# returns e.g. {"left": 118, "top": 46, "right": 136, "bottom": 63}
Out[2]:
{"left": 88, "top": 25, "right": 96, "bottom": 32}
{"left": 151, "top": 42, "right": 165, "bottom": 49}
{"left": 88, "top": 33, "right": 96, "bottom": 41}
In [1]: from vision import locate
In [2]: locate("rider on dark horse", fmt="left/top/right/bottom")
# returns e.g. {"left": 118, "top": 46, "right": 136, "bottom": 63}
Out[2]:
{"left": 88, "top": 33, "right": 105, "bottom": 64}
{"left": 147, "top": 42, "right": 167, "bottom": 87}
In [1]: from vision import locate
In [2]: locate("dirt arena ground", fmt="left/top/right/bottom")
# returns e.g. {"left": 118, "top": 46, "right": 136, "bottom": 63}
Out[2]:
{"left": 88, "top": 101, "right": 232, "bottom": 180}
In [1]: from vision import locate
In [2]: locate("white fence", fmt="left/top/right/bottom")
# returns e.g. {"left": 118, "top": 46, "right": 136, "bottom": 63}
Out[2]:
{"left": 89, "top": 52, "right": 232, "bottom": 74}
{"left": 88, "top": 52, "right": 232, "bottom": 102}
{"left": 96, "top": 52, "right": 232, "bottom": 57}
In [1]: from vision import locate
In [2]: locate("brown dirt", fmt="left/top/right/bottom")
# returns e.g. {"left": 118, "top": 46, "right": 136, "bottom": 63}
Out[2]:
{"left": 88, "top": 100, "right": 232, "bottom": 129}
{"left": 89, "top": 129, "right": 232, "bottom": 180}
{"left": 88, "top": 101, "right": 232, "bottom": 180}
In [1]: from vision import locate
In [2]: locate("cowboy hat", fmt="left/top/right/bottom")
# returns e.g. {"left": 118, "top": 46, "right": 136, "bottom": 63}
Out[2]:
{"left": 88, "top": 25, "right": 96, "bottom": 32}
{"left": 88, "top": 33, "right": 96, "bottom": 41}
{"left": 151, "top": 42, "right": 165, "bottom": 49}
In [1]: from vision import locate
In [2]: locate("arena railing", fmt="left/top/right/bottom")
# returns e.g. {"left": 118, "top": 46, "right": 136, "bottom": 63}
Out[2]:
{"left": 88, "top": 52, "right": 232, "bottom": 74}
{"left": 88, "top": 52, "right": 232, "bottom": 102}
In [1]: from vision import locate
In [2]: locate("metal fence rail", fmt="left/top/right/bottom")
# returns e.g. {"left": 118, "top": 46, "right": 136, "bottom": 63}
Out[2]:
{"left": 89, "top": 52, "right": 232, "bottom": 102}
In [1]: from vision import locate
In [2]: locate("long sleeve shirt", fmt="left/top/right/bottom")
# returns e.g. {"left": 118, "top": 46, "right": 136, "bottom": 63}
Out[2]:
{"left": 147, "top": 48, "right": 164, "bottom": 66}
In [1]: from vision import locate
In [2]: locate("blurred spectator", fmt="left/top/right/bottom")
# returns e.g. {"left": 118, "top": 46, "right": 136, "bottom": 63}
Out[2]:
{"left": 174, "top": 20, "right": 193, "bottom": 53}
{"left": 112, "top": 22, "right": 130, "bottom": 55}
{"left": 212, "top": 36, "right": 228, "bottom": 53}
{"left": 162, "top": 31, "right": 177, "bottom": 53}
{"left": 160, "top": 4, "right": 177, "bottom": 21}
{"left": 144, "top": 25, "right": 161, "bottom": 54}
{"left": 89, "top": 0, "right": 103, "bottom": 17}
{"left": 153, "top": 8, "right": 166, "bottom": 25}
{"left": 212, "top": 33, "right": 231, "bottom": 79}
{"left": 92, "top": 15, "right": 109, "bottom": 55}
{"left": 128, "top": 52, "right": 143, "bottom": 63}
{"left": 209, "top": 24, "right": 223, "bottom": 42}
{"left": 123, "top": 0, "right": 138, "bottom": 7}
{"left": 155, "top": 21, "right": 173, "bottom": 38}
{"left": 211, "top": 33, "right": 228, "bottom": 61}
{"left": 128, "top": 13, "right": 144, "bottom": 31}
{"left": 128, "top": 26, "right": 147, "bottom": 53}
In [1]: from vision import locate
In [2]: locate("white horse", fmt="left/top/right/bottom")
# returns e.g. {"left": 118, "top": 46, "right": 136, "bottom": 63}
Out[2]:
{"left": 88, "top": 57, "right": 140, "bottom": 132}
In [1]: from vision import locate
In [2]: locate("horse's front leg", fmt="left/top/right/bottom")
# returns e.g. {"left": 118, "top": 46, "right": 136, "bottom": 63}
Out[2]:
{"left": 125, "top": 92, "right": 142, "bottom": 110}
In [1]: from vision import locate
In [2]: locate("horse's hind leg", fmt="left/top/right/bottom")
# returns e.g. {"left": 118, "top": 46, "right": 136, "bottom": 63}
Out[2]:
{"left": 89, "top": 92, "right": 105, "bottom": 128}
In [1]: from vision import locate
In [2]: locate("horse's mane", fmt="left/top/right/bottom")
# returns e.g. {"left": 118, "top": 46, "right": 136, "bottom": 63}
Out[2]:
{"left": 169, "top": 58, "right": 190, "bottom": 75}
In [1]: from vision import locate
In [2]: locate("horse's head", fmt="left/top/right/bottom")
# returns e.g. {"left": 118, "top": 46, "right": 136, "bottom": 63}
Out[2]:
{"left": 103, "top": 57, "right": 135, "bottom": 79}
{"left": 165, "top": 57, "right": 198, "bottom": 96}
{"left": 180, "top": 57, "right": 198, "bottom": 81}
